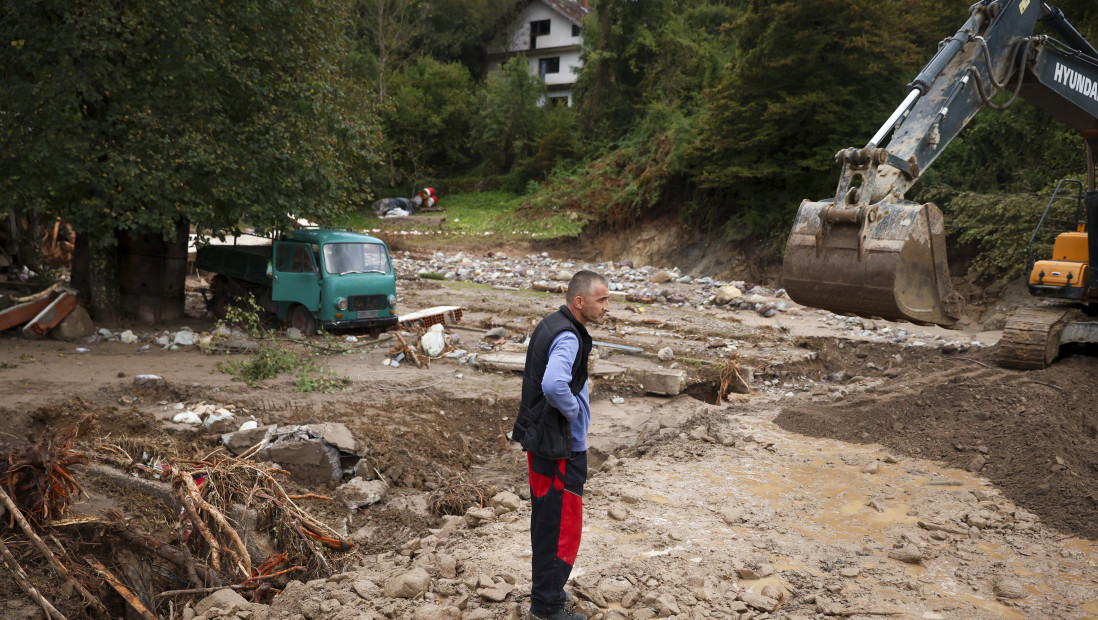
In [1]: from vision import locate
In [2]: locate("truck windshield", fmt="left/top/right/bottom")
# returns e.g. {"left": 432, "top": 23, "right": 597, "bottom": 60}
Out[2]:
{"left": 322, "top": 243, "right": 391, "bottom": 275}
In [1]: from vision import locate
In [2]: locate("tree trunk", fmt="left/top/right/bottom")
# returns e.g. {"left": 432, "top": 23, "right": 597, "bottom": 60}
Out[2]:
{"left": 73, "top": 229, "right": 121, "bottom": 322}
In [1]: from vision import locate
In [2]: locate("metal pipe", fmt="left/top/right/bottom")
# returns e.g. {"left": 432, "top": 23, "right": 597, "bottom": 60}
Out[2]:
{"left": 866, "top": 89, "right": 921, "bottom": 147}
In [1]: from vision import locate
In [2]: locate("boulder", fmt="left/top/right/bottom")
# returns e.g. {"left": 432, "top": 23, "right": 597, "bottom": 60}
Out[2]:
{"left": 49, "top": 306, "right": 95, "bottom": 341}
{"left": 383, "top": 567, "right": 431, "bottom": 598}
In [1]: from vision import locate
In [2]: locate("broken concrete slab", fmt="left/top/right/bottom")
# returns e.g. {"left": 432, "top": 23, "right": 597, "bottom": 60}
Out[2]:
{"left": 632, "top": 368, "right": 687, "bottom": 396}
{"left": 265, "top": 437, "right": 342, "bottom": 488}
{"left": 221, "top": 425, "right": 277, "bottom": 455}
{"left": 474, "top": 352, "right": 526, "bottom": 372}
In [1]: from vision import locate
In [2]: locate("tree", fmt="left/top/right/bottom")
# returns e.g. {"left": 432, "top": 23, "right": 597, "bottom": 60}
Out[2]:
{"left": 682, "top": 0, "right": 946, "bottom": 239}
{"left": 352, "top": 0, "right": 429, "bottom": 103}
{"left": 1, "top": 0, "right": 380, "bottom": 320}
{"left": 382, "top": 57, "right": 475, "bottom": 183}
{"left": 472, "top": 56, "right": 548, "bottom": 173}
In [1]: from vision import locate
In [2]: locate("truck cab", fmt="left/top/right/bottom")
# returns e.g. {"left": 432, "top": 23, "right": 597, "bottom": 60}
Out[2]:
{"left": 273, "top": 229, "right": 398, "bottom": 334}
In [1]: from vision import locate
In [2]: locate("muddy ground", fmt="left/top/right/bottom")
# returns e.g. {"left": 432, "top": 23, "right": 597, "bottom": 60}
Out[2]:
{"left": 0, "top": 232, "right": 1096, "bottom": 620}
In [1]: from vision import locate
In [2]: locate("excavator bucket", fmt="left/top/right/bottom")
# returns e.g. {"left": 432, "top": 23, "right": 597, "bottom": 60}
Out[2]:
{"left": 782, "top": 199, "right": 964, "bottom": 326}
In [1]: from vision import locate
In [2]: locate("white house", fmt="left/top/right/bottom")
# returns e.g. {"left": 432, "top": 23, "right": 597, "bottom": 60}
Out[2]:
{"left": 487, "top": 0, "right": 591, "bottom": 107}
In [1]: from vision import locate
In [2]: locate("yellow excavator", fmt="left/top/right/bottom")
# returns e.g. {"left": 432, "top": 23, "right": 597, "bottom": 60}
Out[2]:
{"left": 782, "top": 0, "right": 1098, "bottom": 369}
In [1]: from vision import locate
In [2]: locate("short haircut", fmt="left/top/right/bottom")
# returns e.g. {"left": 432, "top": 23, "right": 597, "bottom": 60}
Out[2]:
{"left": 567, "top": 270, "right": 608, "bottom": 303}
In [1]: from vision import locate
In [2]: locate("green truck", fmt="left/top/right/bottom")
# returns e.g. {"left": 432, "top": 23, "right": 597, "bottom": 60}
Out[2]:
{"left": 195, "top": 228, "right": 398, "bottom": 335}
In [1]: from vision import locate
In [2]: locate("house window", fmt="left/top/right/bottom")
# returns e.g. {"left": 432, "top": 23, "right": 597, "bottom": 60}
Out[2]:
{"left": 539, "top": 57, "right": 560, "bottom": 78}
{"left": 572, "top": 24, "right": 581, "bottom": 37}
{"left": 529, "top": 19, "right": 550, "bottom": 49}
{"left": 546, "top": 96, "right": 569, "bottom": 107}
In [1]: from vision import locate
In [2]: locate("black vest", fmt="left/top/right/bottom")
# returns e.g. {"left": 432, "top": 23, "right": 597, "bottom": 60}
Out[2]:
{"left": 512, "top": 306, "right": 592, "bottom": 459}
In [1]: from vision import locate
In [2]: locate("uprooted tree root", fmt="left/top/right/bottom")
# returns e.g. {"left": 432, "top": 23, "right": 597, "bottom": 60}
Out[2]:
{"left": 430, "top": 480, "right": 500, "bottom": 519}
{"left": 0, "top": 419, "right": 357, "bottom": 618}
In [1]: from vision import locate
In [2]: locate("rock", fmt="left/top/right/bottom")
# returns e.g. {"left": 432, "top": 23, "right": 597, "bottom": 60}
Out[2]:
{"left": 384, "top": 567, "right": 431, "bottom": 598}
{"left": 654, "top": 593, "right": 680, "bottom": 616}
{"left": 887, "top": 546, "right": 924, "bottom": 563}
{"left": 598, "top": 577, "right": 633, "bottom": 604}
{"left": 714, "top": 285, "right": 743, "bottom": 305}
{"left": 761, "top": 585, "right": 784, "bottom": 601}
{"left": 675, "top": 275, "right": 693, "bottom": 284}
{"left": 436, "top": 554, "right": 458, "bottom": 579}
{"left": 839, "top": 566, "right": 860, "bottom": 578}
{"left": 736, "top": 567, "right": 761, "bottom": 579}
{"left": 133, "top": 374, "right": 163, "bottom": 386}
{"left": 619, "top": 260, "right": 634, "bottom": 268}
{"left": 489, "top": 491, "right": 521, "bottom": 515}
{"left": 173, "top": 330, "right": 197, "bottom": 346}
{"left": 478, "top": 582, "right": 513, "bottom": 602}
{"left": 465, "top": 506, "right": 496, "bottom": 527}
{"left": 49, "top": 306, "right": 95, "bottom": 341}
{"left": 966, "top": 454, "right": 987, "bottom": 472}
{"left": 119, "top": 329, "right": 139, "bottom": 344}
{"left": 336, "top": 478, "right": 389, "bottom": 514}
{"left": 633, "top": 368, "right": 687, "bottom": 396}
{"left": 484, "top": 327, "right": 508, "bottom": 340}
{"left": 413, "top": 604, "right": 462, "bottom": 620}
{"left": 651, "top": 270, "right": 675, "bottom": 283}
{"left": 555, "top": 270, "right": 575, "bottom": 281}
{"left": 863, "top": 461, "right": 880, "bottom": 474}
{"left": 993, "top": 577, "right": 1026, "bottom": 599}
{"left": 721, "top": 507, "right": 746, "bottom": 525}
{"left": 195, "top": 588, "right": 251, "bottom": 616}
{"left": 688, "top": 425, "right": 708, "bottom": 440}
{"left": 740, "top": 592, "right": 779, "bottom": 612}
{"left": 353, "top": 578, "right": 381, "bottom": 600}
{"left": 286, "top": 327, "right": 303, "bottom": 339}
{"left": 757, "top": 302, "right": 777, "bottom": 316}
{"left": 608, "top": 504, "right": 629, "bottom": 521}
{"left": 656, "top": 347, "right": 674, "bottom": 362}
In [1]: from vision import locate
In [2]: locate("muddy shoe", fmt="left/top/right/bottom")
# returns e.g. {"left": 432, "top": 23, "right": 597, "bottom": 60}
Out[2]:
{"left": 530, "top": 607, "right": 586, "bottom": 620}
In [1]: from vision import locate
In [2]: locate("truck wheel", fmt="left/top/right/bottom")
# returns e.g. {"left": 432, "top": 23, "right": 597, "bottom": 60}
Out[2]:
{"left": 289, "top": 305, "right": 317, "bottom": 336}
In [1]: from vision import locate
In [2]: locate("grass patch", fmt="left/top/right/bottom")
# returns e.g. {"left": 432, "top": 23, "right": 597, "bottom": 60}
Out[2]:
{"left": 335, "top": 191, "right": 585, "bottom": 239}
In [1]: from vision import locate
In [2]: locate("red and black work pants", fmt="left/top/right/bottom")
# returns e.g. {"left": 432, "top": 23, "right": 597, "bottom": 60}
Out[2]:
{"left": 527, "top": 450, "right": 587, "bottom": 617}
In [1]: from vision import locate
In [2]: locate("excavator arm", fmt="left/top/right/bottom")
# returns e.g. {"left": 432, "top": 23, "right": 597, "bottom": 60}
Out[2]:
{"left": 782, "top": 0, "right": 1098, "bottom": 326}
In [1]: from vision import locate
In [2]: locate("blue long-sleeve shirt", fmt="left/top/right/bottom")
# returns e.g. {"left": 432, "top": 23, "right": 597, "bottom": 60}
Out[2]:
{"left": 541, "top": 331, "right": 590, "bottom": 452}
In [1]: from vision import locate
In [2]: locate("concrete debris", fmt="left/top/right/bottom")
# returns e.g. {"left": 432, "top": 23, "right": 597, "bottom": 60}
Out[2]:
{"left": 632, "top": 368, "right": 686, "bottom": 396}
{"left": 220, "top": 422, "right": 357, "bottom": 487}
{"left": 336, "top": 478, "right": 389, "bottom": 514}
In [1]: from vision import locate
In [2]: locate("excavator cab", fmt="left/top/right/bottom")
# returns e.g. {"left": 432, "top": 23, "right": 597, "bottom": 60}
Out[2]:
{"left": 782, "top": 147, "right": 965, "bottom": 326}
{"left": 1026, "top": 179, "right": 1092, "bottom": 299}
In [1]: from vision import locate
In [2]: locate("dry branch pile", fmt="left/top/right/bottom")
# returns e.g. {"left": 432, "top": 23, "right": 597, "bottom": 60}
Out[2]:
{"left": 0, "top": 418, "right": 356, "bottom": 619}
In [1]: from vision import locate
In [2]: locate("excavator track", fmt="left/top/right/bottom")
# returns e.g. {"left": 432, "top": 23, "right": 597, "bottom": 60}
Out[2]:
{"left": 997, "top": 306, "right": 1080, "bottom": 370}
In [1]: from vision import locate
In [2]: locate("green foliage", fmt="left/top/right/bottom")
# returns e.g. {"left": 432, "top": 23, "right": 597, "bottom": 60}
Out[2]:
{"left": 2, "top": 0, "right": 380, "bottom": 250}
{"left": 941, "top": 186, "right": 1087, "bottom": 281}
{"left": 472, "top": 56, "right": 548, "bottom": 173}
{"left": 682, "top": 0, "right": 947, "bottom": 240}
{"left": 443, "top": 191, "right": 584, "bottom": 238}
{"left": 218, "top": 348, "right": 300, "bottom": 387}
{"left": 214, "top": 295, "right": 266, "bottom": 339}
{"left": 382, "top": 57, "right": 475, "bottom": 183}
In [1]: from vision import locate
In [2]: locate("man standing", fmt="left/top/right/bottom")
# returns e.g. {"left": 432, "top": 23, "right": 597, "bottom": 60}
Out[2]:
{"left": 512, "top": 270, "right": 610, "bottom": 620}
